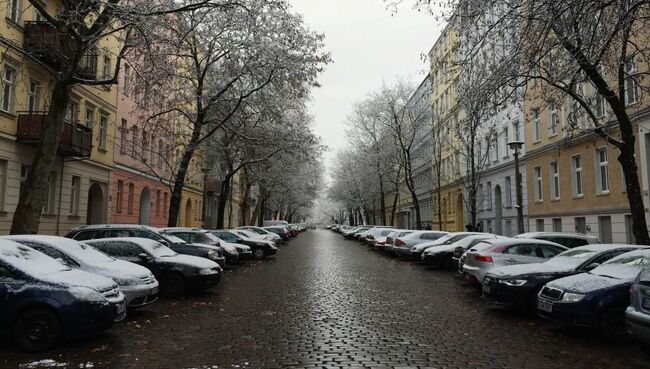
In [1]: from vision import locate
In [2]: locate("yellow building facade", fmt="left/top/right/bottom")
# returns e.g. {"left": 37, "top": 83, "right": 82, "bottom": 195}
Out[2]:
{"left": 429, "top": 17, "right": 465, "bottom": 232}
{"left": 0, "top": 1, "right": 119, "bottom": 234}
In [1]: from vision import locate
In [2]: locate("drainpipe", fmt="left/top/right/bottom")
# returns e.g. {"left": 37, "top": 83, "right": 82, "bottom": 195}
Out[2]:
{"left": 55, "top": 159, "right": 65, "bottom": 235}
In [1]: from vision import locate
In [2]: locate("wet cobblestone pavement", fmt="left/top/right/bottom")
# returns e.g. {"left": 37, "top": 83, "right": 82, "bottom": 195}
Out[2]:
{"left": 1, "top": 230, "right": 648, "bottom": 368}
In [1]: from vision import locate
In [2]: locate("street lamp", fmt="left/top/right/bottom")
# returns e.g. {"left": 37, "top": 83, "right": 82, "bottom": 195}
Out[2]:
{"left": 507, "top": 140, "right": 525, "bottom": 234}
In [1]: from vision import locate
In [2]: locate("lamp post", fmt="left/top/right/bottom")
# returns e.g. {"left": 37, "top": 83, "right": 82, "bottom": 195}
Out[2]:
{"left": 508, "top": 140, "right": 525, "bottom": 234}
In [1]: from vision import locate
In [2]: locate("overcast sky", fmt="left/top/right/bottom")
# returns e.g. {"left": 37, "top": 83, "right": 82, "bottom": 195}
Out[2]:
{"left": 288, "top": 0, "right": 444, "bottom": 180}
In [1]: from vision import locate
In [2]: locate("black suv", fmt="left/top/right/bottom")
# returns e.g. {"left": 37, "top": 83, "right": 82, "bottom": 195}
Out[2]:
{"left": 65, "top": 224, "right": 225, "bottom": 267}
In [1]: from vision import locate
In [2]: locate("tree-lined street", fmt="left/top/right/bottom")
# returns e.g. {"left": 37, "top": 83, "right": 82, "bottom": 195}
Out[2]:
{"left": 3, "top": 231, "right": 645, "bottom": 369}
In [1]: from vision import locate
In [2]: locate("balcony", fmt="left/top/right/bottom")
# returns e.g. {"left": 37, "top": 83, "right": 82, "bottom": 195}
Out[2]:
{"left": 17, "top": 111, "right": 93, "bottom": 158}
{"left": 23, "top": 21, "right": 98, "bottom": 79}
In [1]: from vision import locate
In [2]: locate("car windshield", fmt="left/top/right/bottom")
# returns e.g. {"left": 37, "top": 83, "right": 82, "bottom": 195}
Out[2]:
{"left": 544, "top": 249, "right": 599, "bottom": 269}
{"left": 590, "top": 253, "right": 650, "bottom": 280}
{"left": 444, "top": 234, "right": 473, "bottom": 245}
{"left": 161, "top": 232, "right": 187, "bottom": 244}
{"left": 1, "top": 242, "right": 70, "bottom": 276}
{"left": 140, "top": 241, "right": 176, "bottom": 257}
{"left": 67, "top": 242, "right": 115, "bottom": 264}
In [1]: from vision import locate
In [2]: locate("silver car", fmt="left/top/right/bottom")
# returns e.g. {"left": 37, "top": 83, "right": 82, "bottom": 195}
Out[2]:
{"left": 403, "top": 232, "right": 488, "bottom": 259}
{"left": 237, "top": 226, "right": 282, "bottom": 243}
{"left": 627, "top": 267, "right": 650, "bottom": 345}
{"left": 385, "top": 230, "right": 414, "bottom": 254}
{"left": 515, "top": 232, "right": 599, "bottom": 248}
{"left": 6, "top": 235, "right": 159, "bottom": 309}
{"left": 422, "top": 234, "right": 501, "bottom": 268}
{"left": 463, "top": 238, "right": 568, "bottom": 284}
{"left": 365, "top": 227, "right": 396, "bottom": 246}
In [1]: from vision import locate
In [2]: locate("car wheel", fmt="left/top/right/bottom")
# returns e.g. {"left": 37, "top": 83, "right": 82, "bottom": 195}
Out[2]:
{"left": 160, "top": 273, "right": 186, "bottom": 298}
{"left": 599, "top": 307, "right": 629, "bottom": 342}
{"left": 14, "top": 308, "right": 62, "bottom": 352}
{"left": 253, "top": 248, "right": 265, "bottom": 259}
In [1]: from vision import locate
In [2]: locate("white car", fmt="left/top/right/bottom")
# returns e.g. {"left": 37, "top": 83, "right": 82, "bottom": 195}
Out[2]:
{"left": 6, "top": 235, "right": 159, "bottom": 309}
{"left": 421, "top": 234, "right": 502, "bottom": 268}
{"left": 392, "top": 231, "right": 449, "bottom": 256}
{"left": 405, "top": 232, "right": 489, "bottom": 259}
{"left": 237, "top": 226, "right": 282, "bottom": 243}
{"left": 364, "top": 227, "right": 396, "bottom": 246}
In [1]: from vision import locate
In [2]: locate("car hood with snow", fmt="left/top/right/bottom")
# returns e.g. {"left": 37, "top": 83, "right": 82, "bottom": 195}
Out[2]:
{"left": 545, "top": 272, "right": 632, "bottom": 294}
{"left": 160, "top": 253, "right": 222, "bottom": 270}
{"left": 488, "top": 262, "right": 575, "bottom": 278}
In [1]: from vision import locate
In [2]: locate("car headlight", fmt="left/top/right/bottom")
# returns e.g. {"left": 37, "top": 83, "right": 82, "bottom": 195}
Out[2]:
{"left": 69, "top": 287, "right": 106, "bottom": 302}
{"left": 198, "top": 268, "right": 219, "bottom": 275}
{"left": 206, "top": 250, "right": 219, "bottom": 260}
{"left": 501, "top": 279, "right": 527, "bottom": 287}
{"left": 113, "top": 277, "right": 139, "bottom": 286}
{"left": 561, "top": 292, "right": 585, "bottom": 302}
{"left": 411, "top": 247, "right": 418, "bottom": 251}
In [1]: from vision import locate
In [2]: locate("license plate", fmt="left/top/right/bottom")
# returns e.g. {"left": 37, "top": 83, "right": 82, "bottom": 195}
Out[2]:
{"left": 117, "top": 302, "right": 126, "bottom": 315}
{"left": 482, "top": 284, "right": 491, "bottom": 294}
{"left": 538, "top": 299, "right": 553, "bottom": 313}
{"left": 151, "top": 287, "right": 159, "bottom": 296}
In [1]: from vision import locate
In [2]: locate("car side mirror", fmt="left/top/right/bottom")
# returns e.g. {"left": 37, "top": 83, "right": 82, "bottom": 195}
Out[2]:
{"left": 584, "top": 262, "right": 600, "bottom": 271}
{"left": 138, "top": 253, "right": 151, "bottom": 261}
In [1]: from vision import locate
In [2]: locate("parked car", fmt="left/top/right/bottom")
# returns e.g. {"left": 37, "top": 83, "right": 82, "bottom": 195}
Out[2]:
{"left": 5, "top": 235, "right": 159, "bottom": 309}
{"left": 405, "top": 232, "right": 487, "bottom": 259}
{"left": 393, "top": 231, "right": 449, "bottom": 257}
{"left": 85, "top": 238, "right": 223, "bottom": 298}
{"left": 263, "top": 226, "right": 291, "bottom": 242}
{"left": 482, "top": 244, "right": 641, "bottom": 310}
{"left": 456, "top": 238, "right": 496, "bottom": 277}
{"left": 515, "top": 232, "right": 599, "bottom": 248}
{"left": 372, "top": 229, "right": 404, "bottom": 249}
{"left": 161, "top": 228, "right": 242, "bottom": 264}
{"left": 463, "top": 238, "right": 568, "bottom": 284}
{"left": 537, "top": 249, "right": 650, "bottom": 341}
{"left": 343, "top": 226, "right": 371, "bottom": 239}
{"left": 0, "top": 240, "right": 125, "bottom": 352}
{"left": 263, "top": 220, "right": 289, "bottom": 227}
{"left": 237, "top": 226, "right": 282, "bottom": 243}
{"left": 384, "top": 230, "right": 414, "bottom": 254}
{"left": 354, "top": 228, "right": 373, "bottom": 241}
{"left": 66, "top": 224, "right": 226, "bottom": 267}
{"left": 627, "top": 266, "right": 650, "bottom": 345}
{"left": 364, "top": 227, "right": 396, "bottom": 246}
{"left": 210, "top": 230, "right": 277, "bottom": 259}
{"left": 422, "top": 234, "right": 500, "bottom": 268}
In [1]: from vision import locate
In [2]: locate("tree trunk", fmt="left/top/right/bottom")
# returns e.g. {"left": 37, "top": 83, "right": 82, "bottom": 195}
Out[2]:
{"left": 215, "top": 175, "right": 232, "bottom": 229}
{"left": 348, "top": 209, "right": 354, "bottom": 226}
{"left": 241, "top": 181, "right": 251, "bottom": 226}
{"left": 390, "top": 190, "right": 399, "bottom": 226}
{"left": 379, "top": 176, "right": 386, "bottom": 225}
{"left": 409, "top": 188, "right": 422, "bottom": 230}
{"left": 618, "top": 133, "right": 650, "bottom": 244}
{"left": 11, "top": 81, "right": 71, "bottom": 234}
{"left": 436, "top": 189, "right": 442, "bottom": 231}
{"left": 167, "top": 124, "right": 203, "bottom": 227}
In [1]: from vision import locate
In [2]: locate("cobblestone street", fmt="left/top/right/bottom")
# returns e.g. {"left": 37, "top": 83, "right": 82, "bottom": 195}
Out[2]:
{"left": 1, "top": 230, "right": 648, "bottom": 369}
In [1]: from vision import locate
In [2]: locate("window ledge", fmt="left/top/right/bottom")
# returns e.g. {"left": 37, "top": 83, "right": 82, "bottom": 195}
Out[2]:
{"left": 596, "top": 191, "right": 610, "bottom": 197}
{"left": 551, "top": 198, "right": 561, "bottom": 202}
{"left": 0, "top": 110, "right": 17, "bottom": 120}
{"left": 42, "top": 214, "right": 56, "bottom": 218}
{"left": 549, "top": 132, "right": 558, "bottom": 138}
{"left": 535, "top": 200, "right": 543, "bottom": 204}
{"left": 572, "top": 195, "right": 584, "bottom": 199}
{"left": 5, "top": 18, "right": 23, "bottom": 31}
{"left": 98, "top": 147, "right": 107, "bottom": 153}
{"left": 68, "top": 215, "right": 81, "bottom": 220}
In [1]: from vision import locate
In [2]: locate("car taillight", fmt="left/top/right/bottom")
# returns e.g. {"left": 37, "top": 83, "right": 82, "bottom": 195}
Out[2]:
{"left": 474, "top": 254, "right": 493, "bottom": 262}
{"left": 396, "top": 239, "right": 406, "bottom": 246}
{"left": 377, "top": 241, "right": 386, "bottom": 245}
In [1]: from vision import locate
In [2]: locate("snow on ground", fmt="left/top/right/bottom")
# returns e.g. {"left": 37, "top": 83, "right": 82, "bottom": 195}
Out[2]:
{"left": 18, "top": 359, "right": 95, "bottom": 368}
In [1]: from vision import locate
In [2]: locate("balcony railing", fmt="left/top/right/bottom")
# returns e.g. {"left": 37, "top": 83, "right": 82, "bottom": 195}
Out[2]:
{"left": 23, "top": 21, "right": 98, "bottom": 79}
{"left": 17, "top": 111, "right": 93, "bottom": 158}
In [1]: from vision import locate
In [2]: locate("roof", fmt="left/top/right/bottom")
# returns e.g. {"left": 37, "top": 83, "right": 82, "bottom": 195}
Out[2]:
{"left": 71, "top": 224, "right": 156, "bottom": 231}
{"left": 161, "top": 227, "right": 204, "bottom": 233}
{"left": 515, "top": 232, "right": 598, "bottom": 240}
{"left": 480, "top": 237, "right": 566, "bottom": 247}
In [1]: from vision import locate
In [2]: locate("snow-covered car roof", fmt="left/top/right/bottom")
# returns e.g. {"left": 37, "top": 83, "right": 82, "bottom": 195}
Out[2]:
{"left": 0, "top": 240, "right": 70, "bottom": 276}
{"left": 4, "top": 235, "right": 115, "bottom": 265}
{"left": 515, "top": 232, "right": 599, "bottom": 241}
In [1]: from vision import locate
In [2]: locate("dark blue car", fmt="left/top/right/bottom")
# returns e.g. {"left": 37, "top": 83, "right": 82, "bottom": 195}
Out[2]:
{"left": 0, "top": 240, "right": 126, "bottom": 352}
{"left": 537, "top": 249, "right": 650, "bottom": 342}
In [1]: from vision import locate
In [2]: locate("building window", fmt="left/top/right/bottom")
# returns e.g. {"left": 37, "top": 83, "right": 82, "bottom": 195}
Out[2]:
{"left": 502, "top": 126, "right": 509, "bottom": 158}
{"left": 131, "top": 127, "right": 138, "bottom": 158}
{"left": 27, "top": 78, "right": 41, "bottom": 112}
{"left": 43, "top": 171, "right": 57, "bottom": 214}
{"left": 594, "top": 92, "right": 606, "bottom": 118}
{"left": 163, "top": 192, "right": 168, "bottom": 217}
{"left": 99, "top": 114, "right": 108, "bottom": 149}
{"left": 477, "top": 184, "right": 483, "bottom": 212}
{"left": 156, "top": 190, "right": 161, "bottom": 216}
{"left": 548, "top": 102, "right": 558, "bottom": 136}
{"left": 532, "top": 109, "right": 540, "bottom": 142}
{"left": 571, "top": 155, "right": 583, "bottom": 197}
{"left": 103, "top": 54, "right": 111, "bottom": 79}
{"left": 536, "top": 219, "right": 545, "bottom": 232}
{"left": 120, "top": 119, "right": 127, "bottom": 154}
{"left": 65, "top": 101, "right": 79, "bottom": 124}
{"left": 552, "top": 218, "right": 562, "bottom": 232}
{"left": 596, "top": 148, "right": 609, "bottom": 193}
{"left": 534, "top": 166, "right": 543, "bottom": 201}
{"left": 8, "top": 0, "right": 22, "bottom": 23}
{"left": 505, "top": 176, "right": 512, "bottom": 207}
{"left": 127, "top": 183, "right": 134, "bottom": 215}
{"left": 70, "top": 176, "right": 80, "bottom": 216}
{"left": 624, "top": 56, "right": 639, "bottom": 105}
{"left": 116, "top": 180, "right": 124, "bottom": 213}
{"left": 513, "top": 122, "right": 520, "bottom": 141}
{"left": 0, "top": 160, "right": 6, "bottom": 211}
{"left": 1, "top": 65, "right": 16, "bottom": 113}
{"left": 85, "top": 107, "right": 95, "bottom": 129}
{"left": 158, "top": 139, "right": 164, "bottom": 169}
{"left": 598, "top": 216, "right": 613, "bottom": 243}
{"left": 575, "top": 217, "right": 587, "bottom": 234}
{"left": 142, "top": 130, "right": 149, "bottom": 162}
{"left": 486, "top": 182, "right": 492, "bottom": 210}
{"left": 123, "top": 64, "right": 130, "bottom": 95}
{"left": 550, "top": 161, "right": 560, "bottom": 200}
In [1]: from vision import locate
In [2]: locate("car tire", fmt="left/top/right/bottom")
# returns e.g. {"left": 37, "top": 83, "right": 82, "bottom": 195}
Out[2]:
{"left": 14, "top": 307, "right": 63, "bottom": 352}
{"left": 599, "top": 307, "right": 630, "bottom": 343}
{"left": 160, "top": 273, "right": 186, "bottom": 298}
{"left": 253, "top": 248, "right": 265, "bottom": 259}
